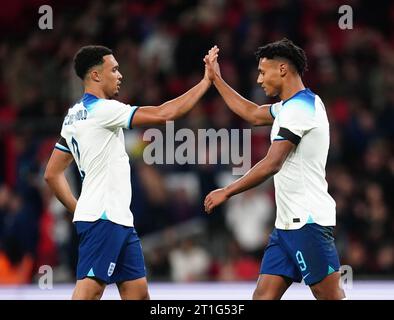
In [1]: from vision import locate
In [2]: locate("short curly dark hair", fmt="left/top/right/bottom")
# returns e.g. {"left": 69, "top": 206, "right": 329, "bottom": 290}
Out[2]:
{"left": 255, "top": 38, "right": 308, "bottom": 76}
{"left": 73, "top": 45, "right": 113, "bottom": 80}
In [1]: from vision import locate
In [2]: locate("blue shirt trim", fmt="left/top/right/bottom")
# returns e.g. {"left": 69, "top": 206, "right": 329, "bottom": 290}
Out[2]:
{"left": 55, "top": 143, "right": 71, "bottom": 153}
{"left": 100, "top": 211, "right": 109, "bottom": 220}
{"left": 306, "top": 215, "right": 314, "bottom": 224}
{"left": 128, "top": 106, "right": 139, "bottom": 129}
{"left": 282, "top": 88, "right": 316, "bottom": 115}
{"left": 269, "top": 104, "right": 276, "bottom": 119}
{"left": 82, "top": 93, "right": 100, "bottom": 112}
{"left": 282, "top": 88, "right": 307, "bottom": 105}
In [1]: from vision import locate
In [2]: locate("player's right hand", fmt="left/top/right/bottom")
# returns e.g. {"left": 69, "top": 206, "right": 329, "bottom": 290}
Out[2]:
{"left": 203, "top": 45, "right": 221, "bottom": 81}
{"left": 204, "top": 187, "right": 229, "bottom": 214}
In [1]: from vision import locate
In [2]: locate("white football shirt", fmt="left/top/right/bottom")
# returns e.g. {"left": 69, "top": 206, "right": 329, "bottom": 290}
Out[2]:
{"left": 269, "top": 88, "right": 336, "bottom": 230}
{"left": 55, "top": 93, "right": 139, "bottom": 227}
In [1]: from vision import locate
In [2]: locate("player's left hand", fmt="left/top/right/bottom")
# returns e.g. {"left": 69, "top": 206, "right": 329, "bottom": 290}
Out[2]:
{"left": 204, "top": 188, "right": 229, "bottom": 214}
{"left": 203, "top": 45, "right": 220, "bottom": 82}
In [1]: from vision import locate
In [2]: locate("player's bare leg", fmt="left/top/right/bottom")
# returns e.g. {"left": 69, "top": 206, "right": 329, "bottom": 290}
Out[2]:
{"left": 310, "top": 272, "right": 345, "bottom": 300}
{"left": 116, "top": 277, "right": 150, "bottom": 300}
{"left": 253, "top": 274, "right": 293, "bottom": 300}
{"left": 72, "top": 277, "right": 106, "bottom": 300}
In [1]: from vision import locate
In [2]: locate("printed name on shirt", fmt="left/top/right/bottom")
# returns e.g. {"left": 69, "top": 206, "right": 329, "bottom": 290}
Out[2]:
{"left": 64, "top": 109, "right": 88, "bottom": 125}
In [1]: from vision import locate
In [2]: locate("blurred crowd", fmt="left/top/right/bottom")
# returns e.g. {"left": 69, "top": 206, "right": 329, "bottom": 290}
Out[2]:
{"left": 0, "top": 0, "right": 393, "bottom": 284}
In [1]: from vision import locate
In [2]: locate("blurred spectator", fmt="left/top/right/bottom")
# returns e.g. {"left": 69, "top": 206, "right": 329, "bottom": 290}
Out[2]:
{"left": 213, "top": 240, "right": 260, "bottom": 281}
{"left": 169, "top": 238, "right": 211, "bottom": 282}
{"left": 145, "top": 246, "right": 171, "bottom": 281}
{"left": 225, "top": 186, "right": 273, "bottom": 257}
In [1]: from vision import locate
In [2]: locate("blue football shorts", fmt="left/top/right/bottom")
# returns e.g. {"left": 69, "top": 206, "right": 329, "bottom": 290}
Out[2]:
{"left": 74, "top": 219, "right": 146, "bottom": 284}
{"left": 260, "top": 223, "right": 340, "bottom": 286}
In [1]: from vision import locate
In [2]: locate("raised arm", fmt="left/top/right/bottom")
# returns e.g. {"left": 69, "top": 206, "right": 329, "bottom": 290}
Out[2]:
{"left": 204, "top": 46, "right": 274, "bottom": 126}
{"left": 44, "top": 148, "right": 77, "bottom": 214}
{"left": 131, "top": 70, "right": 211, "bottom": 127}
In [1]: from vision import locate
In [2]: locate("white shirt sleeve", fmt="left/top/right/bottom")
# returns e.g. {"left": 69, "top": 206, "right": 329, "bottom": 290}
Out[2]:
{"left": 269, "top": 102, "right": 282, "bottom": 119}
{"left": 92, "top": 100, "right": 139, "bottom": 130}
{"left": 277, "top": 100, "right": 317, "bottom": 138}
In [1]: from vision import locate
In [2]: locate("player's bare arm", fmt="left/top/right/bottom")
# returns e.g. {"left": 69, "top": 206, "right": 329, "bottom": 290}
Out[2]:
{"left": 44, "top": 149, "right": 77, "bottom": 213}
{"left": 204, "top": 45, "right": 274, "bottom": 126}
{"left": 204, "top": 140, "right": 295, "bottom": 213}
{"left": 131, "top": 68, "right": 211, "bottom": 127}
